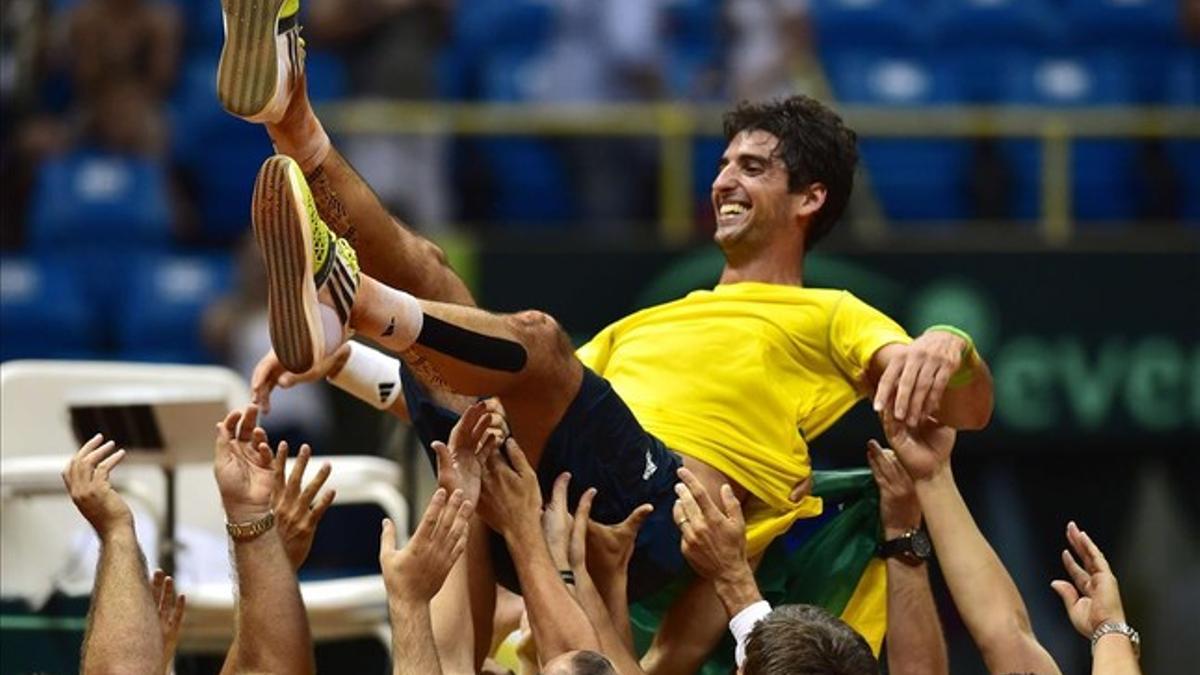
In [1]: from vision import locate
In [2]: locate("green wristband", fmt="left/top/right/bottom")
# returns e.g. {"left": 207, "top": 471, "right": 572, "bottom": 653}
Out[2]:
{"left": 924, "top": 324, "right": 976, "bottom": 388}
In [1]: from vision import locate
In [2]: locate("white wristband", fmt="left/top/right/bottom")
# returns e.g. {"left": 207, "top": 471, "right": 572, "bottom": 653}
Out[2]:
{"left": 327, "top": 341, "right": 403, "bottom": 410}
{"left": 729, "top": 600, "right": 772, "bottom": 668}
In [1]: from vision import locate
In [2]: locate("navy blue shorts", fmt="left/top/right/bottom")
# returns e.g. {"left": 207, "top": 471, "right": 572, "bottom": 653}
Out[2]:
{"left": 400, "top": 364, "right": 686, "bottom": 601}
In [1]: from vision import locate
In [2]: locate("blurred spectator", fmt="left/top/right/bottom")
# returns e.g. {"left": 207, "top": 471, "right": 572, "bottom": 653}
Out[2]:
{"left": 61, "top": 0, "right": 179, "bottom": 103}
{"left": 203, "top": 235, "right": 333, "bottom": 449}
{"left": 527, "top": 0, "right": 675, "bottom": 231}
{"left": 306, "top": 0, "right": 453, "bottom": 231}
{"left": 1, "top": 0, "right": 61, "bottom": 249}
{"left": 724, "top": 0, "right": 817, "bottom": 101}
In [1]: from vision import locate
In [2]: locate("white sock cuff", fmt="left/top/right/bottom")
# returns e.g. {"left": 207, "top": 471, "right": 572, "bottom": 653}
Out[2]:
{"left": 382, "top": 288, "right": 424, "bottom": 350}
{"left": 327, "top": 341, "right": 403, "bottom": 410}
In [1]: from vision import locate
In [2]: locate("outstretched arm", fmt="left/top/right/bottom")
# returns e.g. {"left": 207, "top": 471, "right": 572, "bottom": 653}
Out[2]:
{"left": 380, "top": 488, "right": 473, "bottom": 675}
{"left": 478, "top": 439, "right": 601, "bottom": 663}
{"left": 867, "top": 441, "right": 947, "bottom": 675}
{"left": 63, "top": 435, "right": 164, "bottom": 675}
{"left": 883, "top": 412, "right": 1059, "bottom": 675}
{"left": 1051, "top": 522, "right": 1141, "bottom": 675}
{"left": 870, "top": 327, "right": 993, "bottom": 430}
{"left": 214, "top": 406, "right": 316, "bottom": 675}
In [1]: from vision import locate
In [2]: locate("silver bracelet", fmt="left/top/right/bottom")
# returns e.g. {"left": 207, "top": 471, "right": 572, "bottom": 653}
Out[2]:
{"left": 1090, "top": 621, "right": 1140, "bottom": 658}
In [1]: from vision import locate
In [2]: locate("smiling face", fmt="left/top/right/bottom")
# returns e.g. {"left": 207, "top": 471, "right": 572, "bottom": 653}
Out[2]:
{"left": 711, "top": 129, "right": 824, "bottom": 264}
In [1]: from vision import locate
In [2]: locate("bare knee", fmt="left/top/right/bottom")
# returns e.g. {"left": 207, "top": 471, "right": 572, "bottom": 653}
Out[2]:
{"left": 508, "top": 310, "right": 574, "bottom": 363}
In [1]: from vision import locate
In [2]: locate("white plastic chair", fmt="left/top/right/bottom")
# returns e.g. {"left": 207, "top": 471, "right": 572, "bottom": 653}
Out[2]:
{"left": 0, "top": 360, "right": 409, "bottom": 653}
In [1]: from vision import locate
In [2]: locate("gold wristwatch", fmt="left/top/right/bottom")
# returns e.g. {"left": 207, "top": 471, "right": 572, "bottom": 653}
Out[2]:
{"left": 226, "top": 511, "right": 275, "bottom": 542}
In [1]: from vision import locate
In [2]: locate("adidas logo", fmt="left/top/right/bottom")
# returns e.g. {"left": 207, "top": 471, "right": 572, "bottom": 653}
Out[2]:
{"left": 642, "top": 449, "right": 657, "bottom": 481}
{"left": 378, "top": 382, "right": 395, "bottom": 403}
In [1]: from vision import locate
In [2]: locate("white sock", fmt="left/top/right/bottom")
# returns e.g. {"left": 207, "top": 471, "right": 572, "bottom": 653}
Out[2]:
{"left": 318, "top": 304, "right": 346, "bottom": 358}
{"left": 372, "top": 286, "right": 424, "bottom": 350}
{"left": 327, "top": 341, "right": 403, "bottom": 410}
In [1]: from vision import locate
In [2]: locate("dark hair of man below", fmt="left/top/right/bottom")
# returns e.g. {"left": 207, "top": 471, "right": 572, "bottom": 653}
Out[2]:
{"left": 742, "top": 604, "right": 879, "bottom": 675}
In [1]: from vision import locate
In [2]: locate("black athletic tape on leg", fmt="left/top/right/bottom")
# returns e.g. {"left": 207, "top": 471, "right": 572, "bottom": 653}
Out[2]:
{"left": 415, "top": 314, "right": 528, "bottom": 373}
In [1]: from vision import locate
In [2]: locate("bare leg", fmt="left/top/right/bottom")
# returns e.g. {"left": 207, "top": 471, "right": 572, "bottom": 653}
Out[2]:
{"left": 349, "top": 276, "right": 581, "bottom": 460}
{"left": 264, "top": 74, "right": 473, "bottom": 307}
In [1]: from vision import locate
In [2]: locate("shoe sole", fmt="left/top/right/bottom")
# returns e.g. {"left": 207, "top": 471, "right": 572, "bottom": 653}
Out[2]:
{"left": 252, "top": 156, "right": 322, "bottom": 374}
{"left": 218, "top": 0, "right": 287, "bottom": 119}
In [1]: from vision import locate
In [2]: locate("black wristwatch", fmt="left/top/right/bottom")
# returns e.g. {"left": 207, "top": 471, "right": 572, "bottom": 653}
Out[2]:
{"left": 878, "top": 528, "right": 932, "bottom": 566}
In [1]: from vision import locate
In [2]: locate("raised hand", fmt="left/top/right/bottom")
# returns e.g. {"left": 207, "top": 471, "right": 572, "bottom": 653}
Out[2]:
{"left": 270, "top": 440, "right": 336, "bottom": 570}
{"left": 213, "top": 406, "right": 276, "bottom": 522}
{"left": 873, "top": 330, "right": 969, "bottom": 427}
{"left": 542, "top": 472, "right": 575, "bottom": 570}
{"left": 379, "top": 488, "right": 473, "bottom": 605}
{"left": 478, "top": 438, "right": 543, "bottom": 538}
{"left": 433, "top": 399, "right": 505, "bottom": 506}
{"left": 585, "top": 502, "right": 653, "bottom": 582}
{"left": 250, "top": 343, "right": 352, "bottom": 414}
{"left": 61, "top": 434, "right": 132, "bottom": 537}
{"left": 867, "top": 440, "right": 922, "bottom": 538}
{"left": 880, "top": 408, "right": 956, "bottom": 482}
{"left": 1051, "top": 521, "right": 1127, "bottom": 637}
{"left": 151, "top": 569, "right": 186, "bottom": 675}
{"left": 674, "top": 468, "right": 747, "bottom": 583}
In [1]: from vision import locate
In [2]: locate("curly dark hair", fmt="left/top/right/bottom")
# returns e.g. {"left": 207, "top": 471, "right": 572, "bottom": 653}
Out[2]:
{"left": 722, "top": 95, "right": 859, "bottom": 250}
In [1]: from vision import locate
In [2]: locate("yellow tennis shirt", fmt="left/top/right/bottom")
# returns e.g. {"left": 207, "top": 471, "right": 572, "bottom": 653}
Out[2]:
{"left": 576, "top": 282, "right": 911, "bottom": 554}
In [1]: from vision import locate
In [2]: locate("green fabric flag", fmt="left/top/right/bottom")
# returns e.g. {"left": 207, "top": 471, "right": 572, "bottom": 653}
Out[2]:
{"left": 629, "top": 469, "right": 882, "bottom": 674}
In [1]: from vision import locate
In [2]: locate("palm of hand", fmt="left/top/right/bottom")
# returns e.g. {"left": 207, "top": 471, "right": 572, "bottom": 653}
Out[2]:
{"left": 587, "top": 519, "right": 638, "bottom": 573}
{"left": 215, "top": 437, "right": 274, "bottom": 515}
{"left": 886, "top": 422, "right": 955, "bottom": 480}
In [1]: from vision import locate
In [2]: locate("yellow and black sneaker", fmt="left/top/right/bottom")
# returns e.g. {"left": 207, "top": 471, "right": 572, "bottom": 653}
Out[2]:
{"left": 217, "top": 0, "right": 303, "bottom": 122}
{"left": 252, "top": 155, "right": 360, "bottom": 375}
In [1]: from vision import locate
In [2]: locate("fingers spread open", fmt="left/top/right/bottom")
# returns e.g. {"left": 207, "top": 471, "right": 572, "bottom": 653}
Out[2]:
{"left": 309, "top": 489, "right": 336, "bottom": 526}
{"left": 505, "top": 438, "right": 534, "bottom": 476}
{"left": 94, "top": 448, "right": 127, "bottom": 480}
{"left": 676, "top": 468, "right": 720, "bottom": 517}
{"left": 674, "top": 483, "right": 704, "bottom": 524}
{"left": 414, "top": 489, "right": 448, "bottom": 544}
{"left": 1062, "top": 549, "right": 1090, "bottom": 592}
{"left": 719, "top": 484, "right": 743, "bottom": 526}
{"left": 82, "top": 440, "right": 117, "bottom": 468}
{"left": 300, "top": 462, "right": 332, "bottom": 505}
{"left": 238, "top": 406, "right": 259, "bottom": 441}
{"left": 1050, "top": 579, "right": 1080, "bottom": 611}
{"left": 77, "top": 433, "right": 105, "bottom": 459}
{"left": 221, "top": 410, "right": 242, "bottom": 439}
{"left": 287, "top": 444, "right": 311, "bottom": 497}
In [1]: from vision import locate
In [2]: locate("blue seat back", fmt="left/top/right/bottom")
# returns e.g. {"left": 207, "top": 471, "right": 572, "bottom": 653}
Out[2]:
{"left": 828, "top": 53, "right": 972, "bottom": 220}
{"left": 29, "top": 151, "right": 173, "bottom": 251}
{"left": 117, "top": 254, "right": 233, "bottom": 363}
{"left": 0, "top": 256, "right": 101, "bottom": 360}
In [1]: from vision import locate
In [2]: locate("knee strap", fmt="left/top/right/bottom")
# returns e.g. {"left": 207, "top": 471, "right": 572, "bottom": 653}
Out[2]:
{"left": 414, "top": 314, "right": 528, "bottom": 373}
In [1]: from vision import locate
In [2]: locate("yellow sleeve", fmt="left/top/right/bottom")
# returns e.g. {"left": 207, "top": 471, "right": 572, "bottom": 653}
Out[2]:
{"left": 575, "top": 321, "right": 616, "bottom": 374}
{"left": 827, "top": 292, "right": 912, "bottom": 384}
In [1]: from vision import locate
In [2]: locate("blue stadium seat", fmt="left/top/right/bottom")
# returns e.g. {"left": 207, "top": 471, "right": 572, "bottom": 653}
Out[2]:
{"left": 999, "top": 55, "right": 1138, "bottom": 222}
{"left": 170, "top": 57, "right": 274, "bottom": 241}
{"left": 827, "top": 53, "right": 972, "bottom": 221}
{"left": 810, "top": 0, "right": 926, "bottom": 54}
{"left": 929, "top": 0, "right": 1061, "bottom": 102}
{"left": 472, "top": 49, "right": 574, "bottom": 225}
{"left": 116, "top": 254, "right": 234, "bottom": 363}
{"left": 1064, "top": 0, "right": 1181, "bottom": 47}
{"left": 0, "top": 256, "right": 101, "bottom": 360}
{"left": 1164, "top": 54, "right": 1200, "bottom": 222}
{"left": 28, "top": 150, "right": 174, "bottom": 251}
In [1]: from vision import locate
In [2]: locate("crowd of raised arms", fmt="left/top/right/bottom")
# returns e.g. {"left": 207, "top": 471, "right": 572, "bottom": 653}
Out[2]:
{"left": 64, "top": 399, "right": 1138, "bottom": 675}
